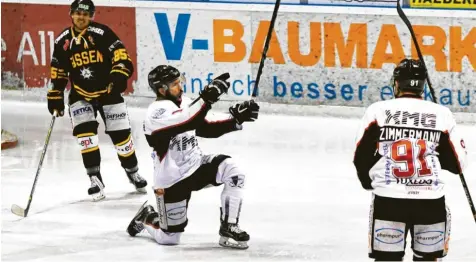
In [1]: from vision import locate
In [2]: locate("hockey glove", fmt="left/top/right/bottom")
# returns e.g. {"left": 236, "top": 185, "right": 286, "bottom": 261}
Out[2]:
{"left": 199, "top": 73, "right": 230, "bottom": 104}
{"left": 229, "top": 100, "right": 260, "bottom": 125}
{"left": 47, "top": 90, "right": 65, "bottom": 116}
{"left": 358, "top": 173, "right": 373, "bottom": 191}
{"left": 107, "top": 72, "right": 128, "bottom": 95}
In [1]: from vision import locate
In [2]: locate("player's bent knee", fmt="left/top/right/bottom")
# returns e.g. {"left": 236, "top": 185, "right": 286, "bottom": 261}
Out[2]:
{"left": 218, "top": 158, "right": 245, "bottom": 188}
{"left": 143, "top": 222, "right": 182, "bottom": 245}
{"left": 156, "top": 229, "right": 182, "bottom": 245}
{"left": 109, "top": 129, "right": 135, "bottom": 157}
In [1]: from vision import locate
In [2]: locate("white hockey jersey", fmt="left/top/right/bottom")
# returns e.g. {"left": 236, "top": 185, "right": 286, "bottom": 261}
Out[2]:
{"left": 143, "top": 96, "right": 240, "bottom": 189}
{"left": 353, "top": 95, "right": 467, "bottom": 199}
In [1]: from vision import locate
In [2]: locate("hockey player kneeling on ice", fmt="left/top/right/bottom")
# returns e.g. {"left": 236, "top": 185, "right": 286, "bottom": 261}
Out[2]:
{"left": 126, "top": 65, "right": 259, "bottom": 249}
{"left": 354, "top": 59, "right": 467, "bottom": 261}
{"left": 47, "top": 0, "right": 147, "bottom": 201}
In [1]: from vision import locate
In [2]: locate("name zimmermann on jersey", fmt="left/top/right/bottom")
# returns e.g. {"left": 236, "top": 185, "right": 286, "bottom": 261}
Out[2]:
{"left": 379, "top": 126, "right": 442, "bottom": 143}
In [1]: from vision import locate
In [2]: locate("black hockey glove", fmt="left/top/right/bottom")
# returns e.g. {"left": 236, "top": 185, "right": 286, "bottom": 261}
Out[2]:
{"left": 229, "top": 100, "right": 259, "bottom": 125}
{"left": 107, "top": 73, "right": 128, "bottom": 95}
{"left": 47, "top": 90, "right": 65, "bottom": 116}
{"left": 358, "top": 173, "right": 373, "bottom": 191}
{"left": 199, "top": 73, "right": 230, "bottom": 104}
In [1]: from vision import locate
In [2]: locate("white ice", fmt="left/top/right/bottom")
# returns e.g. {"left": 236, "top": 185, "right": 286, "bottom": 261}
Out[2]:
{"left": 2, "top": 100, "right": 476, "bottom": 262}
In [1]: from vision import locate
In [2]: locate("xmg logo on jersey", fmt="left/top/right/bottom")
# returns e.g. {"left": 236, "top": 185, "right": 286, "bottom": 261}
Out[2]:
{"left": 384, "top": 110, "right": 437, "bottom": 128}
{"left": 169, "top": 136, "right": 198, "bottom": 151}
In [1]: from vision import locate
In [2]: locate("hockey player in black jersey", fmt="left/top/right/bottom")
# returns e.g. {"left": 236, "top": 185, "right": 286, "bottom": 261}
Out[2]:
{"left": 354, "top": 59, "right": 467, "bottom": 261}
{"left": 47, "top": 0, "right": 147, "bottom": 201}
{"left": 126, "top": 65, "right": 259, "bottom": 249}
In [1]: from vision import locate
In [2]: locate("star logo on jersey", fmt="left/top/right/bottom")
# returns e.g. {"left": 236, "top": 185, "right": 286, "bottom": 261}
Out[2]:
{"left": 80, "top": 67, "right": 93, "bottom": 79}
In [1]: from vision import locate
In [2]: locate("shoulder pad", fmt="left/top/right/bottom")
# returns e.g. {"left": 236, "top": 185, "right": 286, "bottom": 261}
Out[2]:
{"left": 148, "top": 100, "right": 176, "bottom": 119}
{"left": 54, "top": 27, "right": 71, "bottom": 44}
{"left": 87, "top": 22, "right": 108, "bottom": 36}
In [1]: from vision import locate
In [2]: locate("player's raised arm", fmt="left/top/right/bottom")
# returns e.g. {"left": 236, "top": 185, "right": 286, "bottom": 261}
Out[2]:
{"left": 195, "top": 100, "right": 260, "bottom": 138}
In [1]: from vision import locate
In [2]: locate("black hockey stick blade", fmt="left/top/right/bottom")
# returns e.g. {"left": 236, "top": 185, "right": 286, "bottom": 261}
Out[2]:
{"left": 396, "top": 1, "right": 437, "bottom": 103}
{"left": 11, "top": 204, "right": 26, "bottom": 217}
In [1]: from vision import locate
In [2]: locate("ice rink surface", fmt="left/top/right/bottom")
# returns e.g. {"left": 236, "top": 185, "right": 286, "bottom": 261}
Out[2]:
{"left": 2, "top": 100, "right": 475, "bottom": 262}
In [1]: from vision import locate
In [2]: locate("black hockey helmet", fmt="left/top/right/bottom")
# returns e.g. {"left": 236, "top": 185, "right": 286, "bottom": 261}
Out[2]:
{"left": 392, "top": 58, "right": 427, "bottom": 95}
{"left": 70, "top": 0, "right": 95, "bottom": 17}
{"left": 148, "top": 65, "right": 184, "bottom": 95}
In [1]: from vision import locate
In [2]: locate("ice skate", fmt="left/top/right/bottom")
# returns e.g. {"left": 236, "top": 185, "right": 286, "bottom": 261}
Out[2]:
{"left": 127, "top": 201, "right": 156, "bottom": 236}
{"left": 126, "top": 169, "right": 147, "bottom": 193}
{"left": 88, "top": 175, "right": 105, "bottom": 201}
{"left": 219, "top": 215, "right": 250, "bottom": 249}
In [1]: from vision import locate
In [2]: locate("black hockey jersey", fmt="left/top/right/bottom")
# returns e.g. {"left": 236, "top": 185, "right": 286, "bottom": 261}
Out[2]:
{"left": 50, "top": 21, "right": 133, "bottom": 99}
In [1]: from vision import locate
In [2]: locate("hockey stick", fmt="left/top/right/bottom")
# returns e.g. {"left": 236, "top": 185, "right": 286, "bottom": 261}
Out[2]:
{"left": 251, "top": 0, "right": 281, "bottom": 98}
{"left": 397, "top": 2, "right": 476, "bottom": 223}
{"left": 11, "top": 111, "right": 58, "bottom": 217}
{"left": 190, "top": 0, "right": 281, "bottom": 106}
{"left": 396, "top": 1, "right": 437, "bottom": 103}
{"left": 459, "top": 172, "right": 476, "bottom": 222}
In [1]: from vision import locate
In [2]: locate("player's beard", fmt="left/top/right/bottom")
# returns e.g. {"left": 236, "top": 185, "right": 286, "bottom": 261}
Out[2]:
{"left": 166, "top": 89, "right": 183, "bottom": 107}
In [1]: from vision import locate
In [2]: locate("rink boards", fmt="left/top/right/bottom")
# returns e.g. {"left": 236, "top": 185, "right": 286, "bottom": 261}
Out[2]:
{"left": 1, "top": 0, "right": 476, "bottom": 112}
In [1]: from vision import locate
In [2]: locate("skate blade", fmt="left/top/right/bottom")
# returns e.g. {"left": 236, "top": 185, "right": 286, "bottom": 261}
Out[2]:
{"left": 127, "top": 201, "right": 148, "bottom": 237}
{"left": 133, "top": 201, "right": 149, "bottom": 218}
{"left": 91, "top": 192, "right": 105, "bottom": 202}
{"left": 135, "top": 187, "right": 147, "bottom": 193}
{"left": 219, "top": 236, "right": 249, "bottom": 250}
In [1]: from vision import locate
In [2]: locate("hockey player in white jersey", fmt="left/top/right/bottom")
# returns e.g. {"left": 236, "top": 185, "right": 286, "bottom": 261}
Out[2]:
{"left": 126, "top": 65, "right": 259, "bottom": 249}
{"left": 354, "top": 59, "right": 468, "bottom": 261}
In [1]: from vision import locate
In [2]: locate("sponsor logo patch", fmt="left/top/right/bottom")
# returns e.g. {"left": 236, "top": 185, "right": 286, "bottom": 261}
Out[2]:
{"left": 375, "top": 228, "right": 405, "bottom": 244}
{"left": 73, "top": 106, "right": 93, "bottom": 117}
{"left": 106, "top": 112, "right": 127, "bottom": 121}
